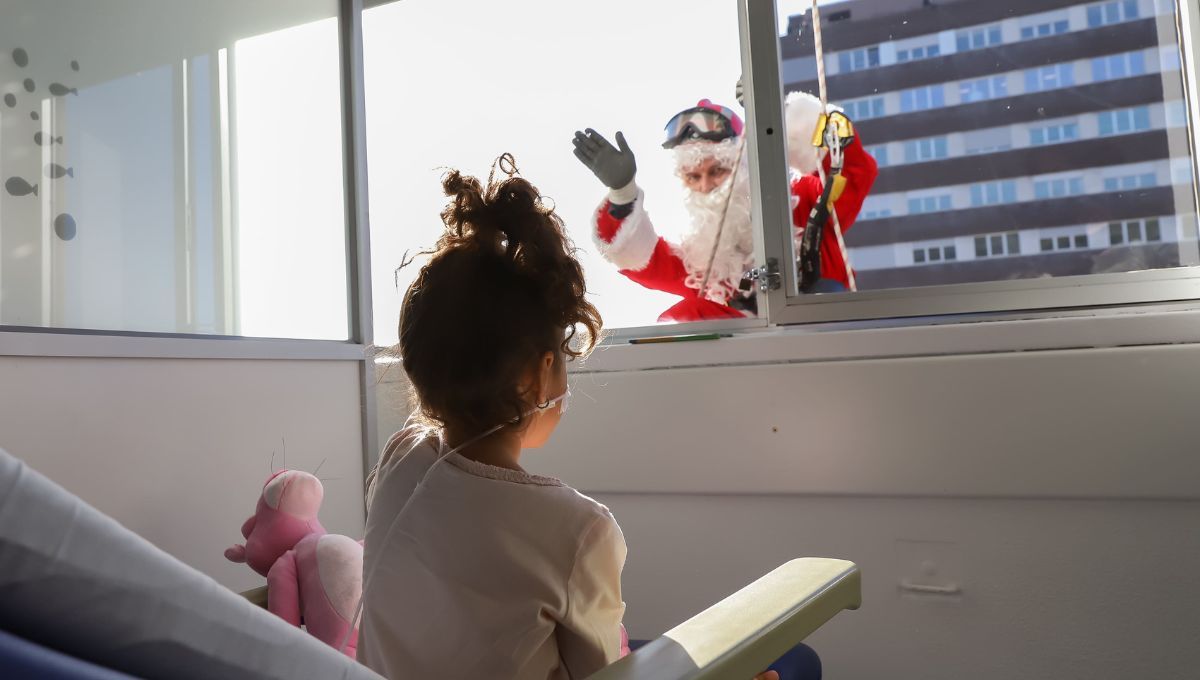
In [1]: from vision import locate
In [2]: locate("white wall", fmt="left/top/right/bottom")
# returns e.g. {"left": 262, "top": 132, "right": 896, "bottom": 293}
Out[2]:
{"left": 0, "top": 355, "right": 366, "bottom": 592}
{"left": 489, "top": 336, "right": 1200, "bottom": 679}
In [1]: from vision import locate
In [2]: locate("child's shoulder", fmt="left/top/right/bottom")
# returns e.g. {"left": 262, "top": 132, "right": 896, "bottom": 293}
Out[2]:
{"left": 541, "top": 483, "right": 621, "bottom": 536}
{"left": 366, "top": 426, "right": 439, "bottom": 508}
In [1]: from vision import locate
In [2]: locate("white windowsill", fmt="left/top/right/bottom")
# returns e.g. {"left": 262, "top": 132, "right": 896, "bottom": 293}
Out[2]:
{"left": 0, "top": 328, "right": 367, "bottom": 361}
{"left": 578, "top": 302, "right": 1200, "bottom": 374}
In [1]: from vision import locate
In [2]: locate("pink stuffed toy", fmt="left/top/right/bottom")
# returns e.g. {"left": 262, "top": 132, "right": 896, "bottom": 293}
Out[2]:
{"left": 225, "top": 469, "right": 363, "bottom": 658}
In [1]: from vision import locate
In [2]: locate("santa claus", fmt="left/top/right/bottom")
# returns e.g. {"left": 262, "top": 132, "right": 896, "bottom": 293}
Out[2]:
{"left": 571, "top": 92, "right": 878, "bottom": 322}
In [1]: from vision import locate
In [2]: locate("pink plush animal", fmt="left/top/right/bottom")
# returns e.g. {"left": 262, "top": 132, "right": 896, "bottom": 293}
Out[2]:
{"left": 225, "top": 469, "right": 363, "bottom": 658}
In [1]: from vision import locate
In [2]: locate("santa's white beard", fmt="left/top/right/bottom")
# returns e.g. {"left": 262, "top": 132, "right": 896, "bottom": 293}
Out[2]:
{"left": 677, "top": 157, "right": 755, "bottom": 305}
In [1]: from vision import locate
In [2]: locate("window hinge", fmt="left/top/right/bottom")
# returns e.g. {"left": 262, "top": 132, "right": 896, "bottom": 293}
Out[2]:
{"left": 741, "top": 258, "right": 782, "bottom": 293}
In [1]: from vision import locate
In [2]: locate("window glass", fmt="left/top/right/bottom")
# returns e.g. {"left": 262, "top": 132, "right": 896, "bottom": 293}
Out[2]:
{"left": 779, "top": 0, "right": 1196, "bottom": 292}
{"left": 0, "top": 1, "right": 348, "bottom": 338}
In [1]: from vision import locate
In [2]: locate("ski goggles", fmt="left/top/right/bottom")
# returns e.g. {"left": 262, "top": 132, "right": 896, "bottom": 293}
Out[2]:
{"left": 662, "top": 106, "right": 742, "bottom": 149}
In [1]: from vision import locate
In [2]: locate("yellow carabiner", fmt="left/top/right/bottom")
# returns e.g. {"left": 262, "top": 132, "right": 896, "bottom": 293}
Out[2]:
{"left": 810, "top": 111, "right": 856, "bottom": 148}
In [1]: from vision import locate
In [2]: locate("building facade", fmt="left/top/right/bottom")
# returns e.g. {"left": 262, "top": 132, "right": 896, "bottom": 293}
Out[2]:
{"left": 782, "top": 0, "right": 1197, "bottom": 290}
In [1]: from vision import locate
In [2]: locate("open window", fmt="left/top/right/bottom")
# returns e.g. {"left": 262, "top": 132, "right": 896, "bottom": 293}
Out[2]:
{"left": 362, "top": 0, "right": 768, "bottom": 344}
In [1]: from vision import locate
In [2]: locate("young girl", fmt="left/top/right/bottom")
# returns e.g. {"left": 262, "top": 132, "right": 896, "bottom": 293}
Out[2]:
{"left": 357, "top": 156, "right": 784, "bottom": 680}
{"left": 358, "top": 155, "right": 621, "bottom": 679}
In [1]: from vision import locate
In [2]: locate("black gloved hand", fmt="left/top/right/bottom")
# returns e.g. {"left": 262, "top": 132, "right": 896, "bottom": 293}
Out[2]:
{"left": 572, "top": 128, "right": 636, "bottom": 190}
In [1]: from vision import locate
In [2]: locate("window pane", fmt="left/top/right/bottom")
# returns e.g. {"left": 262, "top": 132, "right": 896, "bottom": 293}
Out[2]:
{"left": 945, "top": 246, "right": 957, "bottom": 260}
{"left": 778, "top": 1, "right": 1196, "bottom": 298}
{"left": 929, "top": 248, "right": 942, "bottom": 261}
{"left": 1110, "top": 223, "right": 1125, "bottom": 245}
{"left": 1058, "top": 236, "right": 1071, "bottom": 249}
{"left": 1133, "top": 106, "right": 1151, "bottom": 130}
{"left": 1146, "top": 219, "right": 1161, "bottom": 241}
{"left": 1127, "top": 221, "right": 1143, "bottom": 242}
{"left": 1041, "top": 238, "right": 1054, "bottom": 251}
{"left": 914, "top": 249, "right": 926, "bottom": 263}
{"left": 0, "top": 1, "right": 348, "bottom": 338}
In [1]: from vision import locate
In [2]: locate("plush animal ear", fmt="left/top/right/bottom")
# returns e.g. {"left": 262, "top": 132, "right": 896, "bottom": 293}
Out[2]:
{"left": 224, "top": 544, "right": 247, "bottom": 563}
{"left": 274, "top": 471, "right": 324, "bottom": 519}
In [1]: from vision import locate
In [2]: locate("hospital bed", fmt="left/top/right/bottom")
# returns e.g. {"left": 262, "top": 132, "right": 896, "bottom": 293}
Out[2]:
{"left": 0, "top": 447, "right": 860, "bottom": 679}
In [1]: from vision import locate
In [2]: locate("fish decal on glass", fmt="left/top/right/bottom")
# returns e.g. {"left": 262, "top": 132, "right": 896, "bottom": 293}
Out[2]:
{"left": 45, "top": 163, "right": 73, "bottom": 179}
{"left": 22, "top": 78, "right": 34, "bottom": 93}
{"left": 48, "top": 83, "right": 77, "bottom": 97}
{"left": 3, "top": 93, "right": 14, "bottom": 108}
{"left": 30, "top": 111, "right": 39, "bottom": 121}
{"left": 33, "top": 132, "right": 63, "bottom": 146}
{"left": 5, "top": 177, "right": 39, "bottom": 197}
{"left": 55, "top": 213, "right": 77, "bottom": 241}
{"left": 70, "top": 59, "right": 80, "bottom": 72}
{"left": 12, "top": 48, "right": 28, "bottom": 68}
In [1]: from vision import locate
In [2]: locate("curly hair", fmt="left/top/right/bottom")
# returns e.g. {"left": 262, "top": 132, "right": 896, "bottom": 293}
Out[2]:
{"left": 398, "top": 154, "right": 603, "bottom": 436}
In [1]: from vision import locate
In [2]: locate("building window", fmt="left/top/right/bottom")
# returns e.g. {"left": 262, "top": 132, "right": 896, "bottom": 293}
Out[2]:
{"left": 1033, "top": 177, "right": 1085, "bottom": 199}
{"left": 956, "top": 24, "right": 1003, "bottom": 52}
{"left": 897, "top": 43, "right": 941, "bottom": 63}
{"left": 1109, "top": 218, "right": 1162, "bottom": 245}
{"left": 960, "top": 75, "right": 1008, "bottom": 103}
{"left": 903, "top": 136, "right": 949, "bottom": 163}
{"left": 1092, "top": 51, "right": 1147, "bottom": 82}
{"left": 843, "top": 96, "right": 886, "bottom": 121}
{"left": 1087, "top": 0, "right": 1139, "bottom": 28}
{"left": 1039, "top": 231, "right": 1091, "bottom": 252}
{"left": 1021, "top": 20, "right": 1070, "bottom": 40}
{"left": 838, "top": 46, "right": 880, "bottom": 73}
{"left": 1097, "top": 106, "right": 1152, "bottom": 136}
{"left": 866, "top": 145, "right": 890, "bottom": 167}
{"left": 1030, "top": 122, "right": 1081, "bottom": 146}
{"left": 963, "top": 127, "right": 1013, "bottom": 155}
{"left": 969, "top": 180, "right": 1018, "bottom": 207}
{"left": 913, "top": 243, "right": 957, "bottom": 265}
{"left": 862, "top": 209, "right": 893, "bottom": 220}
{"left": 1024, "top": 63, "right": 1075, "bottom": 93}
{"left": 975, "top": 232, "right": 1022, "bottom": 257}
{"left": 907, "top": 195, "right": 953, "bottom": 215}
{"left": 900, "top": 85, "right": 945, "bottom": 113}
{"left": 1103, "top": 173, "right": 1157, "bottom": 191}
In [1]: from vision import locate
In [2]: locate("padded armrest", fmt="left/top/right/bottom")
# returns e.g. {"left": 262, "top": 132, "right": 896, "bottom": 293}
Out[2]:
{"left": 588, "top": 558, "right": 861, "bottom": 680}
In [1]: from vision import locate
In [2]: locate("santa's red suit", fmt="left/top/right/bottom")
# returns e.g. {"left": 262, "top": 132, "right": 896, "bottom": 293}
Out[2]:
{"left": 591, "top": 93, "right": 878, "bottom": 322}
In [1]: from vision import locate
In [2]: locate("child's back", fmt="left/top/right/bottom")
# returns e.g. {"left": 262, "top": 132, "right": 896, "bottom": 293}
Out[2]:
{"left": 360, "top": 429, "right": 624, "bottom": 679}
{"left": 357, "top": 156, "right": 620, "bottom": 679}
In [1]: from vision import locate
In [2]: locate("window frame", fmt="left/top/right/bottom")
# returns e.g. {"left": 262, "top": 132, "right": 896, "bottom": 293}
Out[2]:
{"left": 739, "top": 0, "right": 1200, "bottom": 326}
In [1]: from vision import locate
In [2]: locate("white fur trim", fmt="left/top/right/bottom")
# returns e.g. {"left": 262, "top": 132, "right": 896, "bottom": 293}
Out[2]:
{"left": 607, "top": 179, "right": 639, "bottom": 205}
{"left": 785, "top": 91, "right": 842, "bottom": 175}
{"left": 593, "top": 190, "right": 658, "bottom": 271}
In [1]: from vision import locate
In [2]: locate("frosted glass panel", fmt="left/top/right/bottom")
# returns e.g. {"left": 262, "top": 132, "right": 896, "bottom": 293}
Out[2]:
{"left": 0, "top": 0, "right": 348, "bottom": 339}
